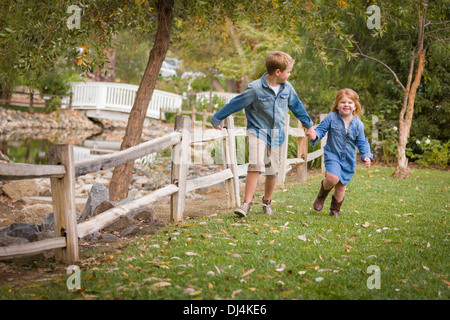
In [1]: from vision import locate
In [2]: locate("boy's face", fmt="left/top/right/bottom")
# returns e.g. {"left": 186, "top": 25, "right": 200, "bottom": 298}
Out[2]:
{"left": 275, "top": 64, "right": 293, "bottom": 84}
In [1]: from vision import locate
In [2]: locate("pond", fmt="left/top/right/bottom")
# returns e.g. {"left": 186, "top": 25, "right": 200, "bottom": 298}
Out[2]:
{"left": 1, "top": 129, "right": 123, "bottom": 165}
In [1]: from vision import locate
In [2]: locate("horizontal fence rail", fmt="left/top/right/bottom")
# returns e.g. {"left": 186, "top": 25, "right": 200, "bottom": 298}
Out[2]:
{"left": 0, "top": 113, "right": 326, "bottom": 264}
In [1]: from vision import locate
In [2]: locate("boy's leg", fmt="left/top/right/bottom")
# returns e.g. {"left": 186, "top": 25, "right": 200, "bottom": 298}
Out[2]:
{"left": 244, "top": 171, "right": 260, "bottom": 204}
{"left": 235, "top": 132, "right": 264, "bottom": 217}
{"left": 264, "top": 176, "right": 277, "bottom": 201}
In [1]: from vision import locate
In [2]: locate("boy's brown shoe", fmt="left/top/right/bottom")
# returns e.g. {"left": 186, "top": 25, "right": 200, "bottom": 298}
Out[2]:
{"left": 262, "top": 197, "right": 273, "bottom": 215}
{"left": 234, "top": 202, "right": 252, "bottom": 217}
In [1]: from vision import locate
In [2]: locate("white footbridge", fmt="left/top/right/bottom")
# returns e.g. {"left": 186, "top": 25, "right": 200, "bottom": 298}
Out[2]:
{"left": 69, "top": 81, "right": 184, "bottom": 121}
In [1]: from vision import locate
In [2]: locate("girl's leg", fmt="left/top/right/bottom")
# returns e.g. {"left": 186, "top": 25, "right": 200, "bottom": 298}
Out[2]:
{"left": 323, "top": 172, "right": 340, "bottom": 190}
{"left": 330, "top": 181, "right": 346, "bottom": 217}
{"left": 313, "top": 172, "right": 339, "bottom": 211}
{"left": 333, "top": 181, "right": 346, "bottom": 202}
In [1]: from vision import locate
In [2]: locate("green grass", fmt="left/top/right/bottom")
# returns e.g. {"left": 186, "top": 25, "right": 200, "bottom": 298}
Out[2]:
{"left": 1, "top": 166, "right": 449, "bottom": 300}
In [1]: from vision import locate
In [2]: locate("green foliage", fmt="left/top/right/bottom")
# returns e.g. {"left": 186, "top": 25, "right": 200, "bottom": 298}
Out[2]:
{"left": 408, "top": 138, "right": 449, "bottom": 169}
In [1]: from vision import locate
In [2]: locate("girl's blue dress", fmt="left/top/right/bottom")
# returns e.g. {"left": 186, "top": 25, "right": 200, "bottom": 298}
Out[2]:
{"left": 311, "top": 112, "right": 373, "bottom": 185}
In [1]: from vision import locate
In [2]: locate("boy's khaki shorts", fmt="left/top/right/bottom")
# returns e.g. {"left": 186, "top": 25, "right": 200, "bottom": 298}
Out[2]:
{"left": 247, "top": 132, "right": 281, "bottom": 179}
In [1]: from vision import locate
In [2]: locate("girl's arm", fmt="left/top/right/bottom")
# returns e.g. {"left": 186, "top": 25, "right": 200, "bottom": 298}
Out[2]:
{"left": 355, "top": 121, "right": 373, "bottom": 162}
{"left": 310, "top": 113, "right": 331, "bottom": 147}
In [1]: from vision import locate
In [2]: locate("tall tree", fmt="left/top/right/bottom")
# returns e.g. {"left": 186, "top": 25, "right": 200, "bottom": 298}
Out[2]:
{"left": 301, "top": 0, "right": 449, "bottom": 178}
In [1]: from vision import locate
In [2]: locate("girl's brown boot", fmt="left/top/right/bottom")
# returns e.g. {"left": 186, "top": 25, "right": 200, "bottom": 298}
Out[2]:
{"left": 313, "top": 180, "right": 332, "bottom": 211}
{"left": 330, "top": 195, "right": 344, "bottom": 217}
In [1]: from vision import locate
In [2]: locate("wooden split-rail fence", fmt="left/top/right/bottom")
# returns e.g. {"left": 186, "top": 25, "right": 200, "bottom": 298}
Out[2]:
{"left": 0, "top": 114, "right": 326, "bottom": 264}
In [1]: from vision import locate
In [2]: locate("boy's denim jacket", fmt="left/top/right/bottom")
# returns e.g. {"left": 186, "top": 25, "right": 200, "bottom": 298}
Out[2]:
{"left": 210, "top": 73, "right": 314, "bottom": 148}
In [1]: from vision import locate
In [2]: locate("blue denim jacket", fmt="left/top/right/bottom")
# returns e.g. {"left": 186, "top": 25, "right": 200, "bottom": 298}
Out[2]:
{"left": 210, "top": 73, "right": 314, "bottom": 148}
{"left": 311, "top": 111, "right": 373, "bottom": 184}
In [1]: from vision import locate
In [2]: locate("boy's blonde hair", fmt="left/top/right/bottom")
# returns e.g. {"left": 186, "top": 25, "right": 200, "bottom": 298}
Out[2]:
{"left": 266, "top": 51, "right": 294, "bottom": 75}
{"left": 331, "top": 88, "right": 363, "bottom": 117}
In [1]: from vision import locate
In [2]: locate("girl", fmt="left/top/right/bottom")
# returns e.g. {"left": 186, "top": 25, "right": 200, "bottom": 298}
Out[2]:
{"left": 310, "top": 88, "right": 373, "bottom": 217}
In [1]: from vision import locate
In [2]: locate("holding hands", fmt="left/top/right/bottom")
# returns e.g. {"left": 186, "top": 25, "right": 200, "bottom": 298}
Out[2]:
{"left": 306, "top": 127, "right": 317, "bottom": 141}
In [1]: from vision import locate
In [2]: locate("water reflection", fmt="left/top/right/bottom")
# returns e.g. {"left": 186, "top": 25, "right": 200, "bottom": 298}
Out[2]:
{"left": 1, "top": 128, "right": 111, "bottom": 165}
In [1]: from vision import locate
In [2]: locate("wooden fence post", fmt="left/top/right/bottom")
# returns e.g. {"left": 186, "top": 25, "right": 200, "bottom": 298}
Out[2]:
{"left": 224, "top": 116, "right": 240, "bottom": 208}
{"left": 320, "top": 114, "right": 327, "bottom": 172}
{"left": 171, "top": 115, "right": 191, "bottom": 222}
{"left": 49, "top": 144, "right": 78, "bottom": 264}
{"left": 297, "top": 120, "right": 308, "bottom": 183}
{"left": 278, "top": 112, "right": 290, "bottom": 187}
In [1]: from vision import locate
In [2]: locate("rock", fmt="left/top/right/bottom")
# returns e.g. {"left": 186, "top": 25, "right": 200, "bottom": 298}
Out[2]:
{"left": 17, "top": 204, "right": 53, "bottom": 223}
{"left": 78, "top": 183, "right": 109, "bottom": 222}
{"left": 41, "top": 213, "right": 55, "bottom": 231}
{"left": 103, "top": 215, "right": 136, "bottom": 232}
{"left": 98, "top": 233, "right": 121, "bottom": 242}
{"left": 6, "top": 222, "right": 40, "bottom": 242}
{"left": 0, "top": 234, "right": 30, "bottom": 246}
{"left": 31, "top": 230, "right": 55, "bottom": 242}
{"left": 93, "top": 200, "right": 115, "bottom": 216}
{"left": 2, "top": 179, "right": 39, "bottom": 201}
{"left": 133, "top": 208, "right": 156, "bottom": 221}
{"left": 121, "top": 225, "right": 139, "bottom": 237}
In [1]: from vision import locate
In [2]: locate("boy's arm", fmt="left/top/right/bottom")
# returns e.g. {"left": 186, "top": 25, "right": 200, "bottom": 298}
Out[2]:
{"left": 288, "top": 89, "right": 315, "bottom": 129}
{"left": 210, "top": 85, "right": 255, "bottom": 129}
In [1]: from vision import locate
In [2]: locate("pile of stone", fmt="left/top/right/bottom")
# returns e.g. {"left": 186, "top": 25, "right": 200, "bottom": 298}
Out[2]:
{"left": 0, "top": 108, "right": 102, "bottom": 134}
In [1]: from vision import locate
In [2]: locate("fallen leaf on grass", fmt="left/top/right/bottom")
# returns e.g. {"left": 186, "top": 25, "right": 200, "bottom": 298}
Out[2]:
{"left": 231, "top": 289, "right": 242, "bottom": 298}
{"left": 298, "top": 235, "right": 307, "bottom": 241}
{"left": 152, "top": 282, "right": 171, "bottom": 288}
{"left": 242, "top": 268, "right": 255, "bottom": 277}
{"left": 185, "top": 252, "right": 199, "bottom": 256}
{"left": 275, "top": 264, "right": 286, "bottom": 272}
{"left": 362, "top": 221, "right": 371, "bottom": 228}
{"left": 280, "top": 290, "right": 293, "bottom": 297}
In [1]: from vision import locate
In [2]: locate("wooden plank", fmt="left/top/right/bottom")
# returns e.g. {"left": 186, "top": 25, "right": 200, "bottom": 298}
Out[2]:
{"left": 225, "top": 116, "right": 241, "bottom": 207}
{"left": 50, "top": 144, "right": 78, "bottom": 264}
{"left": 278, "top": 112, "right": 290, "bottom": 187}
{"left": 74, "top": 132, "right": 182, "bottom": 177}
{"left": 288, "top": 126, "right": 306, "bottom": 138}
{"left": 171, "top": 116, "right": 191, "bottom": 222}
{"left": 307, "top": 149, "right": 324, "bottom": 162}
{"left": 0, "top": 163, "right": 66, "bottom": 180}
{"left": 286, "top": 158, "right": 305, "bottom": 165}
{"left": 0, "top": 237, "right": 67, "bottom": 260}
{"left": 296, "top": 121, "right": 308, "bottom": 183}
{"left": 186, "top": 168, "right": 233, "bottom": 192}
{"left": 77, "top": 184, "right": 179, "bottom": 238}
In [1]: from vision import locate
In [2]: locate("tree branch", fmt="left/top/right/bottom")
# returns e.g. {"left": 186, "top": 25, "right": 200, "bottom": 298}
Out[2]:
{"left": 353, "top": 43, "right": 406, "bottom": 92}
{"left": 425, "top": 26, "right": 450, "bottom": 36}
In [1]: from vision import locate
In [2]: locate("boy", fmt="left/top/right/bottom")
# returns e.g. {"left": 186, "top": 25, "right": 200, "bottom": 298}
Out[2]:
{"left": 211, "top": 51, "right": 316, "bottom": 217}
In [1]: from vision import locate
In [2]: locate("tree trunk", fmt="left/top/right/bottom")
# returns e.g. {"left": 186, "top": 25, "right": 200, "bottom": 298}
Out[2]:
{"left": 109, "top": 0, "right": 174, "bottom": 201}
{"left": 392, "top": 6, "right": 426, "bottom": 179}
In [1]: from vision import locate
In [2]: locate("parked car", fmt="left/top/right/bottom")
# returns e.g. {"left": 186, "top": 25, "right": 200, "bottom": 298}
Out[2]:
{"left": 159, "top": 62, "right": 177, "bottom": 78}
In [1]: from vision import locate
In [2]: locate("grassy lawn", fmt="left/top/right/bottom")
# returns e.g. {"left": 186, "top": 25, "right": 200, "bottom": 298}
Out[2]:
{"left": 0, "top": 166, "right": 448, "bottom": 300}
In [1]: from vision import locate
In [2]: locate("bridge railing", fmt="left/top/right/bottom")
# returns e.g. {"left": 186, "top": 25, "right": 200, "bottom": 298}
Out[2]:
{"left": 70, "top": 82, "right": 183, "bottom": 119}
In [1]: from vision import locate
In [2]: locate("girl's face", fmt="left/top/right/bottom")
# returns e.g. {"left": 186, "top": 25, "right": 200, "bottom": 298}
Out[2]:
{"left": 337, "top": 95, "right": 356, "bottom": 117}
